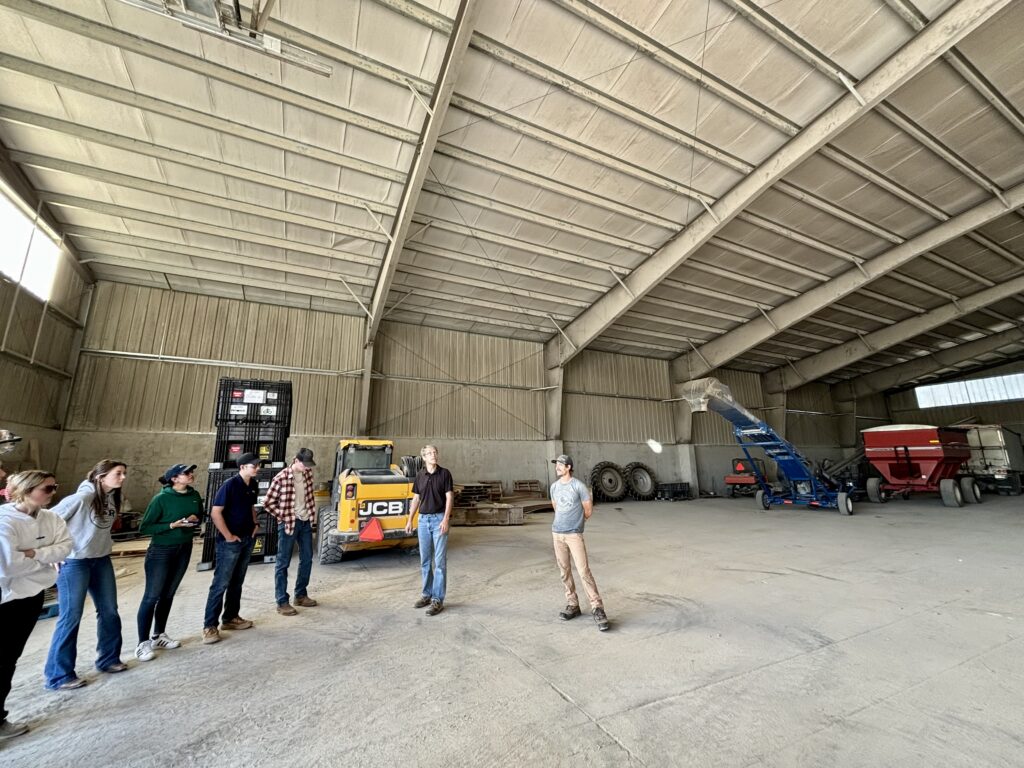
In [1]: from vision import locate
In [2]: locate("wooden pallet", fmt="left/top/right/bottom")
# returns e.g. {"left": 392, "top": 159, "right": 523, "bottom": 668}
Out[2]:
{"left": 449, "top": 503, "right": 525, "bottom": 526}
{"left": 513, "top": 480, "right": 545, "bottom": 498}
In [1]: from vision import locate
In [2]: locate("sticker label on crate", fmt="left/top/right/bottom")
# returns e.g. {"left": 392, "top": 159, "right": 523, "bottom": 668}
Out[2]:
{"left": 243, "top": 389, "right": 267, "bottom": 404}
{"left": 259, "top": 405, "right": 278, "bottom": 417}
{"left": 358, "top": 499, "right": 408, "bottom": 517}
{"left": 252, "top": 537, "right": 264, "bottom": 555}
{"left": 229, "top": 404, "right": 248, "bottom": 416}
{"left": 231, "top": 390, "right": 244, "bottom": 400}
{"left": 267, "top": 392, "right": 278, "bottom": 401}
{"left": 258, "top": 445, "right": 272, "bottom": 459}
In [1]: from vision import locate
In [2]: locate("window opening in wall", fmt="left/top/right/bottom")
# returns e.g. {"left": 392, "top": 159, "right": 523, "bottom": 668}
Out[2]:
{"left": 915, "top": 373, "right": 1024, "bottom": 408}
{"left": 0, "top": 188, "right": 61, "bottom": 301}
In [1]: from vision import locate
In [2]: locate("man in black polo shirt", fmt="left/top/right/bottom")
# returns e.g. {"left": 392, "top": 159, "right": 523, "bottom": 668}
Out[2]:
{"left": 404, "top": 445, "right": 454, "bottom": 615}
{"left": 202, "top": 453, "right": 260, "bottom": 644}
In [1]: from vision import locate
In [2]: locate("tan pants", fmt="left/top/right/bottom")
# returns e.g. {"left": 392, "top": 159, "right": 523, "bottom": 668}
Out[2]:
{"left": 552, "top": 532, "right": 603, "bottom": 610}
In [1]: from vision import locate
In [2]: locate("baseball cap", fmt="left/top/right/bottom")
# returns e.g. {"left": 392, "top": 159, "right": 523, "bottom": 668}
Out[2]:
{"left": 551, "top": 454, "right": 574, "bottom": 467}
{"left": 162, "top": 463, "right": 197, "bottom": 483}
{"left": 237, "top": 452, "right": 260, "bottom": 467}
{"left": 295, "top": 447, "right": 316, "bottom": 467}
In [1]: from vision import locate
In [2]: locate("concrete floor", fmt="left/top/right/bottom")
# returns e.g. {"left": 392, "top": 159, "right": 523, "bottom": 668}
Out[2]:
{"left": 4, "top": 495, "right": 1023, "bottom": 767}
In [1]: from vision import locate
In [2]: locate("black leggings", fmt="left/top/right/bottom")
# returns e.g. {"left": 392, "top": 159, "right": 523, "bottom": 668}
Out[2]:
{"left": 0, "top": 590, "right": 44, "bottom": 723}
{"left": 136, "top": 542, "right": 192, "bottom": 643}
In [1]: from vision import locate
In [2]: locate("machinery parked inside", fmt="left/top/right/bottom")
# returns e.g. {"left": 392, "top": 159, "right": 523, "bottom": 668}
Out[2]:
{"left": 680, "top": 378, "right": 853, "bottom": 515}
{"left": 317, "top": 439, "right": 418, "bottom": 564}
{"left": 964, "top": 424, "right": 1024, "bottom": 496}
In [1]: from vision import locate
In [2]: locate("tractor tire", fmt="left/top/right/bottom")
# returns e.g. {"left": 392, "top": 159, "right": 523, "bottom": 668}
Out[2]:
{"left": 755, "top": 489, "right": 771, "bottom": 510}
{"left": 590, "top": 462, "right": 627, "bottom": 502}
{"left": 939, "top": 478, "right": 964, "bottom": 508}
{"left": 400, "top": 455, "right": 419, "bottom": 479}
{"left": 837, "top": 491, "right": 853, "bottom": 515}
{"left": 959, "top": 476, "right": 982, "bottom": 504}
{"left": 866, "top": 477, "right": 886, "bottom": 504}
{"left": 316, "top": 504, "right": 344, "bottom": 565}
{"left": 623, "top": 462, "right": 657, "bottom": 501}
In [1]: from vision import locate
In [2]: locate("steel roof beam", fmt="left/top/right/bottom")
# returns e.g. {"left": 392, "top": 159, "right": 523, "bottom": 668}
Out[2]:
{"left": 65, "top": 227, "right": 376, "bottom": 288}
{"left": 675, "top": 179, "right": 1024, "bottom": 383}
{"left": 0, "top": 53, "right": 403, "bottom": 185}
{"left": 765, "top": 268, "right": 1024, "bottom": 392}
{"left": 0, "top": 0, "right": 416, "bottom": 143}
{"left": 13, "top": 150, "right": 387, "bottom": 247}
{"left": 883, "top": 0, "right": 1024, "bottom": 137}
{"left": 549, "top": 0, "right": 1012, "bottom": 367}
{"left": 0, "top": 106, "right": 396, "bottom": 217}
{"left": 364, "top": 0, "right": 479, "bottom": 344}
{"left": 833, "top": 325, "right": 1024, "bottom": 400}
{"left": 80, "top": 253, "right": 369, "bottom": 308}
{"left": 41, "top": 192, "right": 381, "bottom": 268}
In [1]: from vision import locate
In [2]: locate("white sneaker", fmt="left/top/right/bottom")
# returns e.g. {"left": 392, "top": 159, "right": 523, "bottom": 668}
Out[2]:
{"left": 150, "top": 633, "right": 181, "bottom": 649}
{"left": 135, "top": 640, "right": 155, "bottom": 662}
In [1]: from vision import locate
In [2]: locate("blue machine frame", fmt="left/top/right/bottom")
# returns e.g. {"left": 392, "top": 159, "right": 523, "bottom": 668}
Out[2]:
{"left": 680, "top": 378, "right": 852, "bottom": 514}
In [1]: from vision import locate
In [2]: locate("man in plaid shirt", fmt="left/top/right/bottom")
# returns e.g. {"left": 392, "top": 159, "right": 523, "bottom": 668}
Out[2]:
{"left": 263, "top": 448, "right": 318, "bottom": 615}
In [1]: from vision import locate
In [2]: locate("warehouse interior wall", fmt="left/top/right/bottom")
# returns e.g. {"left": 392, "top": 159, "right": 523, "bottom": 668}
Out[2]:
{"left": 45, "top": 282, "right": 878, "bottom": 509}
{"left": 0, "top": 255, "right": 87, "bottom": 473}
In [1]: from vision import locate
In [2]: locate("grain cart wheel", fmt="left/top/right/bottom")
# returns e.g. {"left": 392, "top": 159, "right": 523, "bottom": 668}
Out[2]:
{"left": 959, "top": 476, "right": 982, "bottom": 504}
{"left": 316, "top": 504, "right": 344, "bottom": 565}
{"left": 866, "top": 477, "right": 887, "bottom": 503}
{"left": 939, "top": 478, "right": 964, "bottom": 508}
{"left": 590, "top": 462, "right": 627, "bottom": 502}
{"left": 755, "top": 490, "right": 771, "bottom": 510}
{"left": 837, "top": 492, "right": 853, "bottom": 515}
{"left": 623, "top": 462, "right": 657, "bottom": 501}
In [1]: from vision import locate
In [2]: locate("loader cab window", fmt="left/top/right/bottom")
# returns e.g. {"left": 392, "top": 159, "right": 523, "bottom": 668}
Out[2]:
{"left": 341, "top": 445, "right": 393, "bottom": 472}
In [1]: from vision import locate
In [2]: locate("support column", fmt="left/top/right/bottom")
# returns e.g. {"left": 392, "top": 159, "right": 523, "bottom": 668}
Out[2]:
{"left": 671, "top": 378, "right": 698, "bottom": 495}
{"left": 543, "top": 340, "right": 564, "bottom": 486}
{"left": 357, "top": 341, "right": 375, "bottom": 437}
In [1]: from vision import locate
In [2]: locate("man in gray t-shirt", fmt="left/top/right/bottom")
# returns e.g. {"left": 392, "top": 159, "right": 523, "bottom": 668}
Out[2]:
{"left": 549, "top": 455, "right": 608, "bottom": 631}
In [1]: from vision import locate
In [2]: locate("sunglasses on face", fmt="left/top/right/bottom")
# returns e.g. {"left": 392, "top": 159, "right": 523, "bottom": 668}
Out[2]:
{"left": 39, "top": 484, "right": 59, "bottom": 493}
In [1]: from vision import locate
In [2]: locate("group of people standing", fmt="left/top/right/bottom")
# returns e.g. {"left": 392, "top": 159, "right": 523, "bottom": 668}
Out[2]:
{"left": 0, "top": 444, "right": 610, "bottom": 742}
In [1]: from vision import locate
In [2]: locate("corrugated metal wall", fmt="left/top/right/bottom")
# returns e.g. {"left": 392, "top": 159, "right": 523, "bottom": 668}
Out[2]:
{"left": 0, "top": 256, "right": 86, "bottom": 429}
{"left": 561, "top": 350, "right": 673, "bottom": 443}
{"left": 692, "top": 369, "right": 765, "bottom": 445}
{"left": 370, "top": 321, "right": 545, "bottom": 439}
{"left": 69, "top": 283, "right": 362, "bottom": 436}
{"left": 85, "top": 283, "right": 363, "bottom": 371}
{"left": 787, "top": 383, "right": 838, "bottom": 447}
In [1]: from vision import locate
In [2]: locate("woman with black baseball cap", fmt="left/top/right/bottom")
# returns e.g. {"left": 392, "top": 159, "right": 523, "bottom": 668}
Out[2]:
{"left": 134, "top": 463, "right": 203, "bottom": 662}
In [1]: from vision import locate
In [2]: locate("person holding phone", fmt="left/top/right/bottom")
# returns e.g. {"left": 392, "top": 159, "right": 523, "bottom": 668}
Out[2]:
{"left": 135, "top": 463, "right": 203, "bottom": 662}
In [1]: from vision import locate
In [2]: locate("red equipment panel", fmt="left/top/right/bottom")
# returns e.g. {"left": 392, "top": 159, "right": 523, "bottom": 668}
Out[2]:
{"left": 862, "top": 425, "right": 970, "bottom": 491}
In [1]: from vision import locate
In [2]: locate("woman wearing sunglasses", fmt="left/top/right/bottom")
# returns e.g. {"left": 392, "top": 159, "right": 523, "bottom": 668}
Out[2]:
{"left": 0, "top": 471, "right": 71, "bottom": 739}
{"left": 134, "top": 463, "right": 203, "bottom": 662}
{"left": 44, "top": 459, "right": 129, "bottom": 690}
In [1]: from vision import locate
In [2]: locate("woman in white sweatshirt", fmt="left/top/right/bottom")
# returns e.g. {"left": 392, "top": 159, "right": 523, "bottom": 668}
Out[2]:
{"left": 0, "top": 471, "right": 71, "bottom": 740}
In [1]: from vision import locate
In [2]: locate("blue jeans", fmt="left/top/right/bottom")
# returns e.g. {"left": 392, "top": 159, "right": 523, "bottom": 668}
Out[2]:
{"left": 203, "top": 537, "right": 252, "bottom": 629}
{"left": 137, "top": 541, "right": 193, "bottom": 643}
{"left": 418, "top": 513, "right": 448, "bottom": 603}
{"left": 275, "top": 519, "right": 313, "bottom": 605}
{"left": 44, "top": 556, "right": 123, "bottom": 688}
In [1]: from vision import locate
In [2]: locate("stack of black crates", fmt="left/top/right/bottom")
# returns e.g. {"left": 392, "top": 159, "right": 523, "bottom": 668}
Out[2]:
{"left": 197, "top": 378, "right": 293, "bottom": 571}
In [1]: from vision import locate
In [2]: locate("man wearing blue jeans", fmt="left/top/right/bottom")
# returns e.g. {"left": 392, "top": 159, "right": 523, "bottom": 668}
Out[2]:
{"left": 263, "top": 448, "right": 318, "bottom": 616}
{"left": 404, "top": 445, "right": 453, "bottom": 615}
{"left": 202, "top": 454, "right": 260, "bottom": 644}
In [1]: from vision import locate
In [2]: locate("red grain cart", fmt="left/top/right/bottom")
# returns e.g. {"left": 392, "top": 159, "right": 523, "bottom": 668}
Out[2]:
{"left": 861, "top": 425, "right": 980, "bottom": 507}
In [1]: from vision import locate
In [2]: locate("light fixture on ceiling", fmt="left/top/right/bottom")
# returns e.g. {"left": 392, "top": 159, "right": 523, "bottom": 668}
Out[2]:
{"left": 112, "top": 0, "right": 333, "bottom": 77}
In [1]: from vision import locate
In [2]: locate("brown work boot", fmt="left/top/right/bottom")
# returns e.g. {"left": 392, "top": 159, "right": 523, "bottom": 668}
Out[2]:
{"left": 221, "top": 616, "right": 254, "bottom": 631}
{"left": 593, "top": 607, "right": 610, "bottom": 632}
{"left": 425, "top": 599, "right": 444, "bottom": 616}
{"left": 277, "top": 603, "right": 298, "bottom": 616}
{"left": 294, "top": 596, "right": 318, "bottom": 607}
{"left": 413, "top": 595, "right": 431, "bottom": 609}
{"left": 202, "top": 627, "right": 221, "bottom": 645}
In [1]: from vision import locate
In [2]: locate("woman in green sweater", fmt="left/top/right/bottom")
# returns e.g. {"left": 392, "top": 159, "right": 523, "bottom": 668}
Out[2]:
{"left": 135, "top": 463, "right": 203, "bottom": 662}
